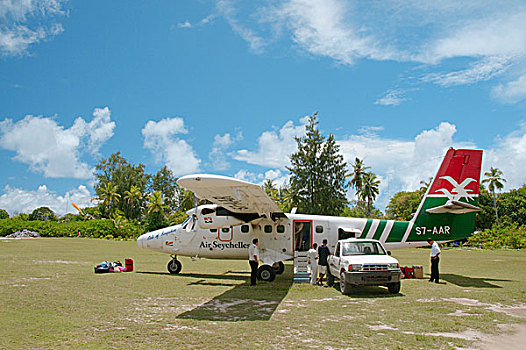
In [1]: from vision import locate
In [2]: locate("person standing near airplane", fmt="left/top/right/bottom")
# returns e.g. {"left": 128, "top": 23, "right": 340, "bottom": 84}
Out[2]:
{"left": 428, "top": 238, "right": 441, "bottom": 283}
{"left": 307, "top": 243, "right": 318, "bottom": 285}
{"left": 317, "top": 239, "right": 330, "bottom": 286}
{"left": 248, "top": 238, "right": 259, "bottom": 286}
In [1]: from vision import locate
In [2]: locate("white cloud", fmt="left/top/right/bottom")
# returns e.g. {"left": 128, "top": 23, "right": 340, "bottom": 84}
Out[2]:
{"left": 263, "top": 0, "right": 395, "bottom": 65}
{"left": 234, "top": 117, "right": 308, "bottom": 168}
{"left": 0, "top": 0, "right": 67, "bottom": 56}
{"left": 374, "top": 89, "right": 407, "bottom": 106}
{"left": 217, "top": 0, "right": 266, "bottom": 53}
{"left": 338, "top": 122, "right": 477, "bottom": 207}
{"left": 422, "top": 56, "right": 511, "bottom": 87}
{"left": 0, "top": 184, "right": 93, "bottom": 216}
{"left": 209, "top": 132, "right": 242, "bottom": 171}
{"left": 492, "top": 74, "right": 526, "bottom": 104}
{"left": 0, "top": 107, "right": 115, "bottom": 179}
{"left": 176, "top": 14, "right": 216, "bottom": 29}
{"left": 142, "top": 117, "right": 201, "bottom": 176}
{"left": 221, "top": 1, "right": 526, "bottom": 103}
{"left": 485, "top": 123, "right": 526, "bottom": 190}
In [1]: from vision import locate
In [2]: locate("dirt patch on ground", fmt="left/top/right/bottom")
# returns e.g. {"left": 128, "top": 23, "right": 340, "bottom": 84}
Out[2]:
{"left": 467, "top": 323, "right": 526, "bottom": 350}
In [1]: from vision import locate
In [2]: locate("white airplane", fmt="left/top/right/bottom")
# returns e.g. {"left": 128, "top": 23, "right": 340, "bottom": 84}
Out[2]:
{"left": 137, "top": 148, "right": 483, "bottom": 282}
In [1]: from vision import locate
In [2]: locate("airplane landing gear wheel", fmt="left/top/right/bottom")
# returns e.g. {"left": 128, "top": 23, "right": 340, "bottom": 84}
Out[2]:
{"left": 273, "top": 261, "right": 285, "bottom": 275}
{"left": 167, "top": 259, "right": 182, "bottom": 274}
{"left": 257, "top": 265, "right": 276, "bottom": 282}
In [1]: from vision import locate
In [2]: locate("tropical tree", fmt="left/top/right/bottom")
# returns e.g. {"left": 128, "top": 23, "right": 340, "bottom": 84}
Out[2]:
{"left": 263, "top": 179, "right": 280, "bottom": 202}
{"left": 347, "top": 157, "right": 370, "bottom": 196}
{"left": 150, "top": 166, "right": 179, "bottom": 212}
{"left": 482, "top": 167, "right": 506, "bottom": 226}
{"left": 0, "top": 209, "right": 9, "bottom": 220}
{"left": 361, "top": 172, "right": 380, "bottom": 217}
{"left": 287, "top": 113, "right": 348, "bottom": 215}
{"left": 124, "top": 185, "right": 143, "bottom": 220}
{"left": 29, "top": 207, "right": 57, "bottom": 221}
{"left": 98, "top": 182, "right": 121, "bottom": 217}
{"left": 94, "top": 152, "right": 148, "bottom": 219}
{"left": 146, "top": 191, "right": 169, "bottom": 231}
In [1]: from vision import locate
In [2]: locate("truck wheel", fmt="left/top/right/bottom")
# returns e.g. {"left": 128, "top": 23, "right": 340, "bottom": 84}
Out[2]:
{"left": 167, "top": 259, "right": 182, "bottom": 274}
{"left": 327, "top": 270, "right": 334, "bottom": 287}
{"left": 340, "top": 272, "right": 353, "bottom": 294}
{"left": 388, "top": 282, "right": 401, "bottom": 294}
{"left": 257, "top": 265, "right": 276, "bottom": 282}
{"left": 273, "top": 261, "right": 285, "bottom": 275}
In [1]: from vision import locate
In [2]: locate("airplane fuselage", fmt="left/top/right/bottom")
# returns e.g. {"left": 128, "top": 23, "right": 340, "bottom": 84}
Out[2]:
{"left": 137, "top": 211, "right": 451, "bottom": 265}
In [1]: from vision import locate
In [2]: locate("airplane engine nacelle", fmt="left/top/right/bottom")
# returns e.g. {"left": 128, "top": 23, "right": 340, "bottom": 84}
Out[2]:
{"left": 196, "top": 205, "right": 245, "bottom": 229}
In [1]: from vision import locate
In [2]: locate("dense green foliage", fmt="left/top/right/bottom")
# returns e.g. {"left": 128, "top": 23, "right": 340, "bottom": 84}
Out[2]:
{"left": 0, "top": 209, "right": 9, "bottom": 220}
{"left": 468, "top": 223, "right": 526, "bottom": 249}
{"left": 385, "top": 191, "right": 423, "bottom": 221}
{"left": 28, "top": 206, "right": 57, "bottom": 221}
{"left": 287, "top": 113, "right": 348, "bottom": 215}
{"left": 0, "top": 217, "right": 144, "bottom": 239}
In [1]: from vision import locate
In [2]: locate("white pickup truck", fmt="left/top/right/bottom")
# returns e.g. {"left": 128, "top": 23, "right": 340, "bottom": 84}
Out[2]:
{"left": 327, "top": 238, "right": 402, "bottom": 294}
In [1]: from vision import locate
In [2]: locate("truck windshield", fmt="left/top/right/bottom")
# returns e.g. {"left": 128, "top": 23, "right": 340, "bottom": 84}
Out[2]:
{"left": 342, "top": 242, "right": 386, "bottom": 256}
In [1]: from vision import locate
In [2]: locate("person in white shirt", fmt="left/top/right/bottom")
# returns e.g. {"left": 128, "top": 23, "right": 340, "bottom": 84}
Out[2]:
{"left": 307, "top": 243, "right": 318, "bottom": 285}
{"left": 427, "top": 238, "right": 441, "bottom": 283}
{"left": 248, "top": 238, "right": 259, "bottom": 286}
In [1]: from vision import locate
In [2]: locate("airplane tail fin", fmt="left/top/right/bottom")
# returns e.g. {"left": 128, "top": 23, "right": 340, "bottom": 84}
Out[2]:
{"left": 407, "top": 148, "right": 483, "bottom": 242}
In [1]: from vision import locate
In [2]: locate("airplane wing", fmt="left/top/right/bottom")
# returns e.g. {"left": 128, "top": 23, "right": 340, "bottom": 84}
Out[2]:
{"left": 177, "top": 174, "right": 283, "bottom": 217}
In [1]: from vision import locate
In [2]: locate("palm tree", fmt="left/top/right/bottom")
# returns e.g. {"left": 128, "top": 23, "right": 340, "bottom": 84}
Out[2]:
{"left": 147, "top": 191, "right": 168, "bottom": 215}
{"left": 124, "top": 185, "right": 143, "bottom": 219}
{"left": 361, "top": 172, "right": 380, "bottom": 217}
{"left": 347, "top": 157, "right": 370, "bottom": 197}
{"left": 98, "top": 182, "right": 121, "bottom": 216}
{"left": 482, "top": 167, "right": 506, "bottom": 226}
{"left": 178, "top": 189, "right": 196, "bottom": 212}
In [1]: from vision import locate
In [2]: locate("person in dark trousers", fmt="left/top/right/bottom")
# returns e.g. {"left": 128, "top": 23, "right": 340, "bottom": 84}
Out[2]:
{"left": 317, "top": 239, "right": 331, "bottom": 286}
{"left": 427, "top": 237, "right": 441, "bottom": 283}
{"left": 248, "top": 238, "right": 259, "bottom": 286}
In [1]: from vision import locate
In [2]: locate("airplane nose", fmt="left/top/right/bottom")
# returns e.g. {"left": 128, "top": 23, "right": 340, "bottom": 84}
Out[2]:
{"left": 137, "top": 233, "right": 146, "bottom": 248}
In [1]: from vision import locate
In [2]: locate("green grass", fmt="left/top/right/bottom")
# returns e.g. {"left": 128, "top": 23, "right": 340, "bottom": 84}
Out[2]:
{"left": 1, "top": 238, "right": 525, "bottom": 349}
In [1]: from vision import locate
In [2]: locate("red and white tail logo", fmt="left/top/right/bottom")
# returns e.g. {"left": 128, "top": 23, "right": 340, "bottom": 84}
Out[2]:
{"left": 428, "top": 148, "right": 483, "bottom": 202}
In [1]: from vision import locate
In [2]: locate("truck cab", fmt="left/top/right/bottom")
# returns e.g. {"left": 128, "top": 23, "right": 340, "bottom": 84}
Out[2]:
{"left": 327, "top": 238, "right": 402, "bottom": 294}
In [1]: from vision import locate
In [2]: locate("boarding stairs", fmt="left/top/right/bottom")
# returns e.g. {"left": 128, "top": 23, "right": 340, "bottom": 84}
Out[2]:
{"left": 293, "top": 251, "right": 310, "bottom": 284}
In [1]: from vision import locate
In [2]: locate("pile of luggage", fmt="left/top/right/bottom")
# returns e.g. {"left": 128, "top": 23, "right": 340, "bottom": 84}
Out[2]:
{"left": 94, "top": 258, "right": 133, "bottom": 273}
{"left": 401, "top": 265, "right": 423, "bottom": 279}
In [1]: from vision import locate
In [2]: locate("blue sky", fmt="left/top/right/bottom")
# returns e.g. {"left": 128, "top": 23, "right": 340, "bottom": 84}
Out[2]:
{"left": 1, "top": 0, "right": 525, "bottom": 215}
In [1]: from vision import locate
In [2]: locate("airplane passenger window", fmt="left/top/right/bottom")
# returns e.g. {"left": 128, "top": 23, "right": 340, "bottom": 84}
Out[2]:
{"left": 209, "top": 228, "right": 217, "bottom": 233}
{"left": 241, "top": 225, "right": 250, "bottom": 233}
{"left": 222, "top": 227, "right": 230, "bottom": 233}
{"left": 264, "top": 225, "right": 273, "bottom": 233}
{"left": 316, "top": 225, "right": 323, "bottom": 233}
{"left": 277, "top": 225, "right": 285, "bottom": 233}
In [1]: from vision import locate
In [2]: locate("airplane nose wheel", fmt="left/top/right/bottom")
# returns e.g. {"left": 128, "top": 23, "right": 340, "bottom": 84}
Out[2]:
{"left": 273, "top": 261, "right": 285, "bottom": 275}
{"left": 167, "top": 258, "right": 182, "bottom": 274}
{"left": 257, "top": 265, "right": 276, "bottom": 282}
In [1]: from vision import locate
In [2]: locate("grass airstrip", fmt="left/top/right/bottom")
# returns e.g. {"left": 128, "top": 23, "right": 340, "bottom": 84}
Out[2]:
{"left": 1, "top": 238, "right": 525, "bottom": 350}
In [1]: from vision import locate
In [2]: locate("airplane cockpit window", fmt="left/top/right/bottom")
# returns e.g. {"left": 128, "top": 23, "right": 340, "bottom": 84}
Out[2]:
{"left": 264, "top": 225, "right": 273, "bottom": 233}
{"left": 201, "top": 208, "right": 215, "bottom": 215}
{"left": 316, "top": 225, "right": 323, "bottom": 233}
{"left": 241, "top": 225, "right": 250, "bottom": 233}
{"left": 277, "top": 225, "right": 285, "bottom": 233}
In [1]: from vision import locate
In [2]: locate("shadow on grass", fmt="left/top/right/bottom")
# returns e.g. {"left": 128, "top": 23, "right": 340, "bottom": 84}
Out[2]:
{"left": 328, "top": 283, "right": 405, "bottom": 298}
{"left": 440, "top": 273, "right": 512, "bottom": 288}
{"left": 136, "top": 271, "right": 249, "bottom": 281}
{"left": 177, "top": 269, "right": 293, "bottom": 322}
